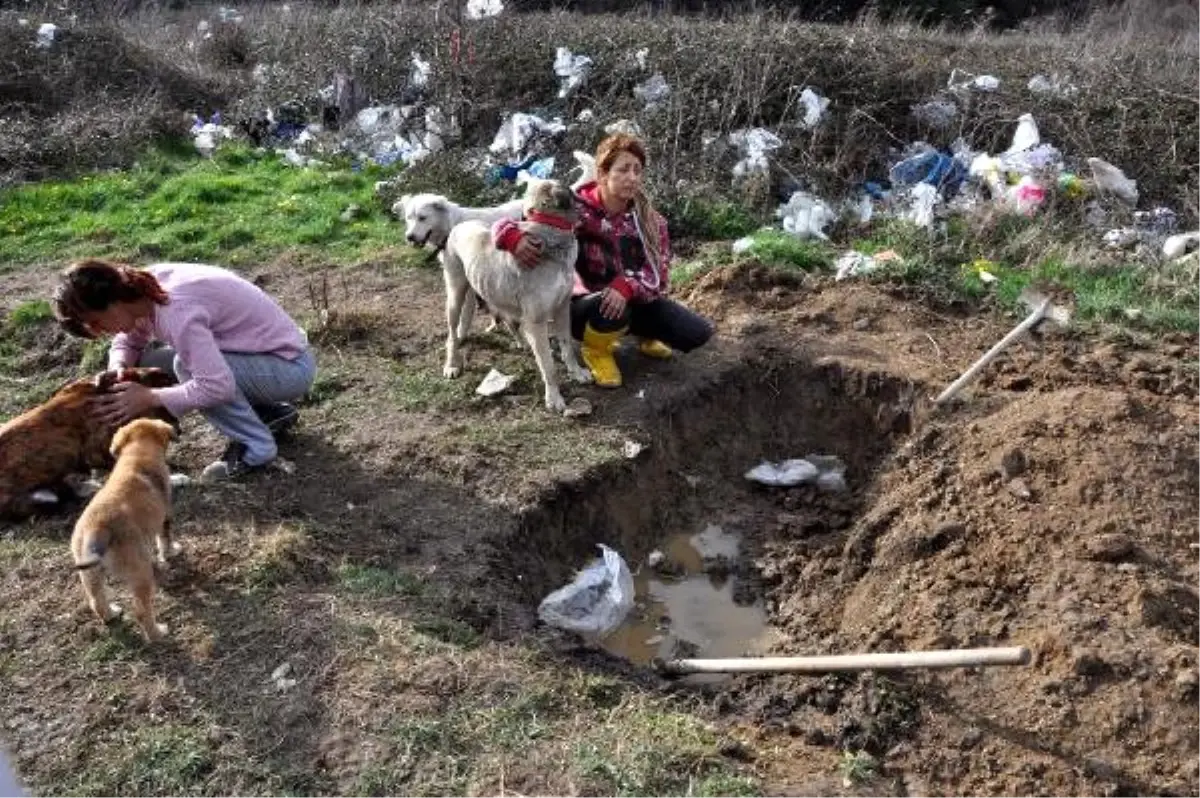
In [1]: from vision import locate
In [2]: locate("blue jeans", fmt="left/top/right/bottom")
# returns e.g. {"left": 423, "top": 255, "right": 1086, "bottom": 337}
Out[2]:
{"left": 137, "top": 345, "right": 317, "bottom": 466}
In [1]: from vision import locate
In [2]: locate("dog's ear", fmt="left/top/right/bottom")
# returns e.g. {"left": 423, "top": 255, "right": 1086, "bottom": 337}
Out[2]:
{"left": 110, "top": 422, "right": 132, "bottom": 458}
{"left": 154, "top": 419, "right": 179, "bottom": 443}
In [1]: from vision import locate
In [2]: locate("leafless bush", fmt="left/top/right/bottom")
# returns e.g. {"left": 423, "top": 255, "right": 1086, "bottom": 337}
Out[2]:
{"left": 2, "top": 1, "right": 1196, "bottom": 221}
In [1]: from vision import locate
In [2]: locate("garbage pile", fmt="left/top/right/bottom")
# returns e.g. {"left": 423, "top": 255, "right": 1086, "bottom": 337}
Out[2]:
{"left": 179, "top": 35, "right": 1191, "bottom": 265}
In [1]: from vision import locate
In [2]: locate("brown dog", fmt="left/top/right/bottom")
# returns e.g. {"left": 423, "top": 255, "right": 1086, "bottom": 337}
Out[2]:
{"left": 71, "top": 418, "right": 178, "bottom": 640}
{"left": 0, "top": 367, "right": 177, "bottom": 520}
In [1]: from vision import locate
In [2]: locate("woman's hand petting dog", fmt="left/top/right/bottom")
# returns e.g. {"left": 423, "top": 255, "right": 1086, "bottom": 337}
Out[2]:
{"left": 92, "top": 381, "right": 161, "bottom": 427}
{"left": 600, "top": 286, "right": 627, "bottom": 320}
{"left": 512, "top": 234, "right": 543, "bottom": 269}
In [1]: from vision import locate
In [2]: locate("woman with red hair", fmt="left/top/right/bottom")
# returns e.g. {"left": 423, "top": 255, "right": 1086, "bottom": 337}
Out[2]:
{"left": 493, "top": 132, "right": 714, "bottom": 388}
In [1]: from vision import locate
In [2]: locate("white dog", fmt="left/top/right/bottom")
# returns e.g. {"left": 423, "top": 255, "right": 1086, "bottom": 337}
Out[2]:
{"left": 393, "top": 193, "right": 524, "bottom": 251}
{"left": 441, "top": 178, "right": 592, "bottom": 412}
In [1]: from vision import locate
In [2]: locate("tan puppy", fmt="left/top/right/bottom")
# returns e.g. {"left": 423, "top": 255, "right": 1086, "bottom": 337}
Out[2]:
{"left": 70, "top": 418, "right": 178, "bottom": 641}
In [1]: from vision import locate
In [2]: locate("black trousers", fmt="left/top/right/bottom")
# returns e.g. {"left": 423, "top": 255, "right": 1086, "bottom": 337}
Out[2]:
{"left": 570, "top": 293, "right": 714, "bottom": 353}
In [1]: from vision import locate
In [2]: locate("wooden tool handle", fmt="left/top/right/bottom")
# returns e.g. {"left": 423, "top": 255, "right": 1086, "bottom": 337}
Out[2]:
{"left": 934, "top": 300, "right": 1050, "bottom": 405}
{"left": 658, "top": 646, "right": 1032, "bottom": 675}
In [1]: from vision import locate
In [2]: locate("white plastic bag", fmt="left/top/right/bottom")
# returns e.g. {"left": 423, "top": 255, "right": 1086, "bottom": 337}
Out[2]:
{"left": 537, "top": 544, "right": 634, "bottom": 638}
{"left": 553, "top": 47, "right": 593, "bottom": 98}
{"left": 1087, "top": 157, "right": 1138, "bottom": 206}
{"left": 776, "top": 190, "right": 835, "bottom": 241}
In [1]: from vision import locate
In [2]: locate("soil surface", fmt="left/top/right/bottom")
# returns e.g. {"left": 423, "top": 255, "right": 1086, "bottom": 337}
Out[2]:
{"left": 1, "top": 257, "right": 1196, "bottom": 796}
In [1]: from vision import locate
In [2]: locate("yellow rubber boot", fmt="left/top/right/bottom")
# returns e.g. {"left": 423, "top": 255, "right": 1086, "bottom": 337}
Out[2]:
{"left": 581, "top": 324, "right": 625, "bottom": 388}
{"left": 638, "top": 338, "right": 673, "bottom": 359}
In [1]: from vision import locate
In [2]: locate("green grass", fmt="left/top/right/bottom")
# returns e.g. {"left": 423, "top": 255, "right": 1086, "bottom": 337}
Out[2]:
{"left": 0, "top": 141, "right": 418, "bottom": 269}
{"left": 61, "top": 725, "right": 215, "bottom": 797}
{"left": 336, "top": 563, "right": 426, "bottom": 598}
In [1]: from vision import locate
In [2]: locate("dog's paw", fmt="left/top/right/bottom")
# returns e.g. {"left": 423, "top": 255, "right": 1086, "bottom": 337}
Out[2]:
{"left": 102, "top": 603, "right": 124, "bottom": 622}
{"left": 146, "top": 623, "right": 168, "bottom": 641}
{"left": 568, "top": 365, "right": 594, "bottom": 385}
{"left": 545, "top": 392, "right": 567, "bottom": 414}
{"left": 443, "top": 363, "right": 463, "bottom": 379}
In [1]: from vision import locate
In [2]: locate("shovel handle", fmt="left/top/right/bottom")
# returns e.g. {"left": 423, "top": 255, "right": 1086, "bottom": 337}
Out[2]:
{"left": 658, "top": 646, "right": 1032, "bottom": 675}
{"left": 934, "top": 300, "right": 1049, "bottom": 405}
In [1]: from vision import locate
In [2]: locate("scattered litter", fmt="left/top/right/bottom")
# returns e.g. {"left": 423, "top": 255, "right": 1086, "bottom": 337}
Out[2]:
{"left": 633, "top": 47, "right": 649, "bottom": 70}
{"left": 745, "top": 459, "right": 818, "bottom": 487}
{"left": 410, "top": 52, "right": 432, "bottom": 89}
{"left": 949, "top": 69, "right": 1000, "bottom": 93}
{"left": 569, "top": 150, "right": 596, "bottom": 189}
{"left": 1087, "top": 157, "right": 1138, "bottom": 205}
{"left": 339, "top": 203, "right": 364, "bottom": 222}
{"left": 1006, "top": 113, "right": 1041, "bottom": 155}
{"left": 489, "top": 112, "right": 566, "bottom": 160}
{"left": 216, "top": 6, "right": 244, "bottom": 23}
{"left": 476, "top": 368, "right": 514, "bottom": 396}
{"left": 575, "top": 108, "right": 594, "bottom": 123}
{"left": 1134, "top": 207, "right": 1178, "bottom": 236}
{"left": 563, "top": 397, "right": 593, "bottom": 418}
{"left": 732, "top": 236, "right": 755, "bottom": 254}
{"left": 553, "top": 47, "right": 593, "bottom": 98}
{"left": 730, "top": 127, "right": 782, "bottom": 179}
{"left": 538, "top": 544, "right": 635, "bottom": 637}
{"left": 270, "top": 661, "right": 297, "bottom": 692}
{"left": 1010, "top": 176, "right": 1047, "bottom": 216}
{"left": 746, "top": 454, "right": 846, "bottom": 489}
{"left": 1103, "top": 228, "right": 1140, "bottom": 249}
{"left": 635, "top": 388, "right": 646, "bottom": 400}
{"left": 1028, "top": 74, "right": 1077, "bottom": 97}
{"left": 647, "top": 550, "right": 666, "bottom": 568}
{"left": 35, "top": 22, "right": 57, "bottom": 49}
{"left": 797, "top": 87, "right": 830, "bottom": 129}
{"left": 836, "top": 251, "right": 879, "bottom": 281}
{"left": 29, "top": 489, "right": 58, "bottom": 505}
{"left": 969, "top": 259, "right": 1000, "bottom": 284}
{"left": 873, "top": 249, "right": 904, "bottom": 265}
{"left": 191, "top": 113, "right": 233, "bottom": 158}
{"left": 912, "top": 98, "right": 958, "bottom": 129}
{"left": 1163, "top": 232, "right": 1200, "bottom": 260}
{"left": 889, "top": 147, "right": 967, "bottom": 195}
{"left": 70, "top": 477, "right": 103, "bottom": 498}
{"left": 466, "top": 0, "right": 504, "bottom": 19}
{"left": 605, "top": 118, "right": 643, "bottom": 137}
{"left": 776, "top": 190, "right": 836, "bottom": 241}
{"left": 623, "top": 440, "right": 647, "bottom": 459}
{"left": 168, "top": 473, "right": 192, "bottom": 489}
{"left": 904, "top": 182, "right": 941, "bottom": 228}
{"left": 633, "top": 73, "right": 671, "bottom": 110}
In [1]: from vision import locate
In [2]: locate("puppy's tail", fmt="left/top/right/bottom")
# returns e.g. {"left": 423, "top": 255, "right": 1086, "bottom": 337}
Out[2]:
{"left": 73, "top": 529, "right": 110, "bottom": 571}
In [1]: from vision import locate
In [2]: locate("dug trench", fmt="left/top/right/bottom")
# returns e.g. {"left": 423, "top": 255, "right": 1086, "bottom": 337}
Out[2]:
{"left": 486, "top": 349, "right": 937, "bottom": 790}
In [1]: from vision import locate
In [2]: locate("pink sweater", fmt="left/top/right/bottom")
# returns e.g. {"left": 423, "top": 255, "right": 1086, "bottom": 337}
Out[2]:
{"left": 108, "top": 263, "right": 308, "bottom": 417}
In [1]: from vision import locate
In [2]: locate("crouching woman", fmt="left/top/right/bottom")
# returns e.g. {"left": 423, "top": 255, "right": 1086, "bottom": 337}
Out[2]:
{"left": 493, "top": 133, "right": 714, "bottom": 387}
{"left": 52, "top": 259, "right": 316, "bottom": 481}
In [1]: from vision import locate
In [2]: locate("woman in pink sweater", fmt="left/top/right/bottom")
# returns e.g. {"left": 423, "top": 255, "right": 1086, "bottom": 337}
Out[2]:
{"left": 53, "top": 259, "right": 316, "bottom": 481}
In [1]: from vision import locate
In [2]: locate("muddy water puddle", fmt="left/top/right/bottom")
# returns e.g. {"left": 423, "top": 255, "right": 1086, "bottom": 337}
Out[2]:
{"left": 601, "top": 524, "right": 780, "bottom": 680}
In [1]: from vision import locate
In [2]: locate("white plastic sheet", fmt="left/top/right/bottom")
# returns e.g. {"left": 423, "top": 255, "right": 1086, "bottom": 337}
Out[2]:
{"left": 537, "top": 544, "right": 635, "bottom": 638}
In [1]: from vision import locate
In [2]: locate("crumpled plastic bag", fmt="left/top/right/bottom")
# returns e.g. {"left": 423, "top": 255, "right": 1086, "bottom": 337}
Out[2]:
{"left": 553, "top": 47, "right": 593, "bottom": 98}
{"left": 905, "top": 183, "right": 940, "bottom": 228}
{"left": 776, "top": 190, "right": 836, "bottom": 240}
{"left": 836, "top": 251, "right": 878, "bottom": 281}
{"left": 35, "top": 22, "right": 57, "bottom": 49}
{"left": 1006, "top": 113, "right": 1041, "bottom": 155}
{"left": 489, "top": 112, "right": 567, "bottom": 160}
{"left": 537, "top": 544, "right": 634, "bottom": 638}
{"left": 466, "top": 0, "right": 504, "bottom": 19}
{"left": 746, "top": 455, "right": 847, "bottom": 490}
{"left": 730, "top": 127, "right": 783, "bottom": 178}
{"left": 633, "top": 73, "right": 671, "bottom": 109}
{"left": 798, "top": 87, "right": 830, "bottom": 129}
{"left": 1087, "top": 157, "right": 1138, "bottom": 206}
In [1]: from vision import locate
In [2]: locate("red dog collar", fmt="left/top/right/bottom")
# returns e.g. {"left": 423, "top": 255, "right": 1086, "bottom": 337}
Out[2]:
{"left": 525, "top": 209, "right": 577, "bottom": 231}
